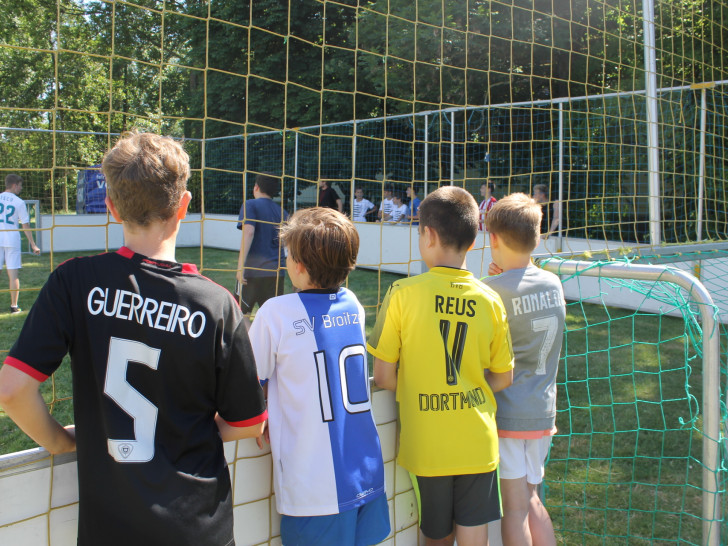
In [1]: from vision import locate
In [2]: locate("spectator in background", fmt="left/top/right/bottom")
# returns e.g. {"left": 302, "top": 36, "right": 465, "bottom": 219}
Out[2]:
{"left": 532, "top": 184, "right": 561, "bottom": 238}
{"left": 237, "top": 174, "right": 288, "bottom": 323}
{"left": 318, "top": 179, "right": 343, "bottom": 213}
{"left": 352, "top": 187, "right": 376, "bottom": 222}
{"left": 406, "top": 185, "right": 421, "bottom": 225}
{"left": 0, "top": 174, "right": 40, "bottom": 313}
{"left": 384, "top": 192, "right": 409, "bottom": 224}
{"left": 479, "top": 180, "right": 497, "bottom": 231}
{"left": 378, "top": 185, "right": 394, "bottom": 221}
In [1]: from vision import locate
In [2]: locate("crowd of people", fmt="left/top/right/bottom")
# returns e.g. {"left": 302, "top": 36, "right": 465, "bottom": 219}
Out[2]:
{"left": 314, "top": 178, "right": 561, "bottom": 237}
{"left": 0, "top": 133, "right": 566, "bottom": 546}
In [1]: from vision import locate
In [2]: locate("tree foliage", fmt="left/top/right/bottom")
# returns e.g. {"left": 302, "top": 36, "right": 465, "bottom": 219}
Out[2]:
{"left": 0, "top": 0, "right": 726, "bottom": 222}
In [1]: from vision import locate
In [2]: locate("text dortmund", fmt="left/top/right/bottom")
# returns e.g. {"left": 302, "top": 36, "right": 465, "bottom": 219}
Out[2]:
{"left": 419, "top": 387, "right": 487, "bottom": 411}
{"left": 87, "top": 287, "right": 206, "bottom": 338}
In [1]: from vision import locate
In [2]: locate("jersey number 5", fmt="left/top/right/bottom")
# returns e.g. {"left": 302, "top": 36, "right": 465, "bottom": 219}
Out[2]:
{"left": 104, "top": 337, "right": 160, "bottom": 463}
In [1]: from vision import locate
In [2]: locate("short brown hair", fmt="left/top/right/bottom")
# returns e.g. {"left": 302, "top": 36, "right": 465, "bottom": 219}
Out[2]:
{"left": 102, "top": 131, "right": 190, "bottom": 226}
{"left": 486, "top": 192, "right": 541, "bottom": 253}
{"left": 255, "top": 173, "right": 281, "bottom": 197}
{"left": 5, "top": 174, "right": 23, "bottom": 189}
{"left": 280, "top": 207, "right": 359, "bottom": 289}
{"left": 418, "top": 186, "right": 478, "bottom": 252}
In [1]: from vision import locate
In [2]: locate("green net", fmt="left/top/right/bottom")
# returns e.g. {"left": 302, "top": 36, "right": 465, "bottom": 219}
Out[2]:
{"left": 540, "top": 251, "right": 726, "bottom": 544}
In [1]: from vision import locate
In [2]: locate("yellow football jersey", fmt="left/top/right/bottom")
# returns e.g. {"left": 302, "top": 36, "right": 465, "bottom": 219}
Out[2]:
{"left": 368, "top": 266, "right": 514, "bottom": 476}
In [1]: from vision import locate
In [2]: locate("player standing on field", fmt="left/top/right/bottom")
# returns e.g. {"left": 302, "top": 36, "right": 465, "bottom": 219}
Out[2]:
{"left": 0, "top": 132, "right": 267, "bottom": 546}
{"left": 484, "top": 193, "right": 565, "bottom": 546}
{"left": 248, "top": 207, "right": 390, "bottom": 546}
{"left": 236, "top": 173, "right": 288, "bottom": 324}
{"left": 368, "top": 186, "right": 514, "bottom": 546}
{"left": 0, "top": 174, "right": 41, "bottom": 313}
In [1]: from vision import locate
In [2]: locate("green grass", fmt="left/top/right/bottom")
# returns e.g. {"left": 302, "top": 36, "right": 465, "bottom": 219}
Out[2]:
{"left": 546, "top": 301, "right": 708, "bottom": 544}
{"left": 0, "top": 248, "right": 715, "bottom": 544}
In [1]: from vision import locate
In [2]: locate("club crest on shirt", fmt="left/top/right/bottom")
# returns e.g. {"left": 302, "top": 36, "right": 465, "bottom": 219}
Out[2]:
{"left": 117, "top": 443, "right": 133, "bottom": 459}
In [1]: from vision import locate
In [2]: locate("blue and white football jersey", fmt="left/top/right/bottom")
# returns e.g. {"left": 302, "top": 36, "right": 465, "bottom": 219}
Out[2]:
{"left": 249, "top": 287, "right": 386, "bottom": 516}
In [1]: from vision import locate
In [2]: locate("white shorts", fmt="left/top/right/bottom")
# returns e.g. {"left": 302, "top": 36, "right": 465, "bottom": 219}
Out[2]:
{"left": 498, "top": 436, "right": 553, "bottom": 484}
{"left": 0, "top": 246, "right": 21, "bottom": 270}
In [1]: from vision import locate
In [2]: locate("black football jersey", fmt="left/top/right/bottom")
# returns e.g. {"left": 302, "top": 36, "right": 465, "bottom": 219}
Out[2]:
{"left": 6, "top": 247, "right": 266, "bottom": 546}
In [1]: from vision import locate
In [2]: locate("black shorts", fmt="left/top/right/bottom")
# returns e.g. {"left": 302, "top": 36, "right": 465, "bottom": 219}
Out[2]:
{"left": 236, "top": 275, "right": 284, "bottom": 314}
{"left": 410, "top": 470, "right": 501, "bottom": 540}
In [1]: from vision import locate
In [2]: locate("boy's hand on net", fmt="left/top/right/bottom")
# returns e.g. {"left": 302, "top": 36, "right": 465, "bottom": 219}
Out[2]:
{"left": 488, "top": 262, "right": 503, "bottom": 276}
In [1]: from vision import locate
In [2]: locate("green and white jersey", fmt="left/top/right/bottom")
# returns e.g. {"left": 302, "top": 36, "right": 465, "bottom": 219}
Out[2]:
{"left": 0, "top": 190, "right": 30, "bottom": 248}
{"left": 483, "top": 264, "right": 565, "bottom": 433}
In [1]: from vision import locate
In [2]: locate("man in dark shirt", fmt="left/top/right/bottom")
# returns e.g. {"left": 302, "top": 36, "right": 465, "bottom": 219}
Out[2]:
{"left": 237, "top": 174, "right": 289, "bottom": 322}
{"left": 318, "top": 179, "right": 343, "bottom": 213}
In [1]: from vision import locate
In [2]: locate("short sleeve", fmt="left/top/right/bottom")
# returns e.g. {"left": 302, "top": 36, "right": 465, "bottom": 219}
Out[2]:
{"left": 5, "top": 266, "right": 74, "bottom": 381}
{"left": 237, "top": 200, "right": 260, "bottom": 230}
{"left": 17, "top": 199, "right": 30, "bottom": 225}
{"left": 366, "top": 283, "right": 403, "bottom": 364}
{"left": 248, "top": 303, "right": 277, "bottom": 381}
{"left": 488, "top": 298, "right": 514, "bottom": 373}
{"left": 236, "top": 202, "right": 245, "bottom": 230}
{"left": 215, "top": 301, "right": 266, "bottom": 424}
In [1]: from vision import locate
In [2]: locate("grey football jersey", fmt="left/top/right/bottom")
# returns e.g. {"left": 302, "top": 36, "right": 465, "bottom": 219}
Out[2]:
{"left": 483, "top": 264, "right": 565, "bottom": 431}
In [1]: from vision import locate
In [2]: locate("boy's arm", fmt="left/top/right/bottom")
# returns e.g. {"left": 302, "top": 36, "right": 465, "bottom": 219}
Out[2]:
{"left": 373, "top": 358, "right": 397, "bottom": 391}
{"left": 214, "top": 413, "right": 266, "bottom": 442}
{"left": 549, "top": 200, "right": 561, "bottom": 234}
{"left": 237, "top": 224, "right": 255, "bottom": 284}
{"left": 0, "top": 365, "right": 76, "bottom": 454}
{"left": 485, "top": 368, "right": 513, "bottom": 393}
{"left": 21, "top": 222, "right": 40, "bottom": 254}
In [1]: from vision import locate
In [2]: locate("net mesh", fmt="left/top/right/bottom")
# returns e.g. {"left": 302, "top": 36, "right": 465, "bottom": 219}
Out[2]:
{"left": 1, "top": 0, "right": 728, "bottom": 543}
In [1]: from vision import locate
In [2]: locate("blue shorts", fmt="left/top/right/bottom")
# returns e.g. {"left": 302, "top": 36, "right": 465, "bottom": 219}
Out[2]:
{"left": 280, "top": 493, "right": 390, "bottom": 546}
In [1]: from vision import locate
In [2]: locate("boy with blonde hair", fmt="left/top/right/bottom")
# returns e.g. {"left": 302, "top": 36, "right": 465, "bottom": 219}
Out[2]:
{"left": 369, "top": 185, "right": 514, "bottom": 546}
{"left": 0, "top": 132, "right": 267, "bottom": 546}
{"left": 249, "top": 207, "right": 389, "bottom": 545}
{"left": 484, "top": 192, "right": 566, "bottom": 546}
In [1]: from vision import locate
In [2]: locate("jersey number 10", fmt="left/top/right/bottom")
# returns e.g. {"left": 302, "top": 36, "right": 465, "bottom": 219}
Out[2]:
{"left": 313, "top": 344, "right": 372, "bottom": 422}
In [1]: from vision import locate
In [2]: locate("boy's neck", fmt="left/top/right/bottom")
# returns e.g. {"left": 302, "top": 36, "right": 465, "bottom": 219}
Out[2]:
{"left": 426, "top": 249, "right": 468, "bottom": 270}
{"left": 496, "top": 249, "right": 532, "bottom": 272}
{"left": 121, "top": 219, "right": 180, "bottom": 263}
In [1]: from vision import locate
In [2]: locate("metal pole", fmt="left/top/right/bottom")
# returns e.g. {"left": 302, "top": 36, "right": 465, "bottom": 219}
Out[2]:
{"left": 557, "top": 103, "right": 564, "bottom": 252}
{"left": 643, "top": 0, "right": 661, "bottom": 245}
{"left": 450, "top": 111, "right": 455, "bottom": 185}
{"left": 693, "top": 83, "right": 714, "bottom": 242}
{"left": 293, "top": 132, "right": 299, "bottom": 212}
{"left": 351, "top": 121, "right": 357, "bottom": 218}
{"left": 424, "top": 114, "right": 429, "bottom": 196}
{"left": 540, "top": 259, "right": 721, "bottom": 546}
